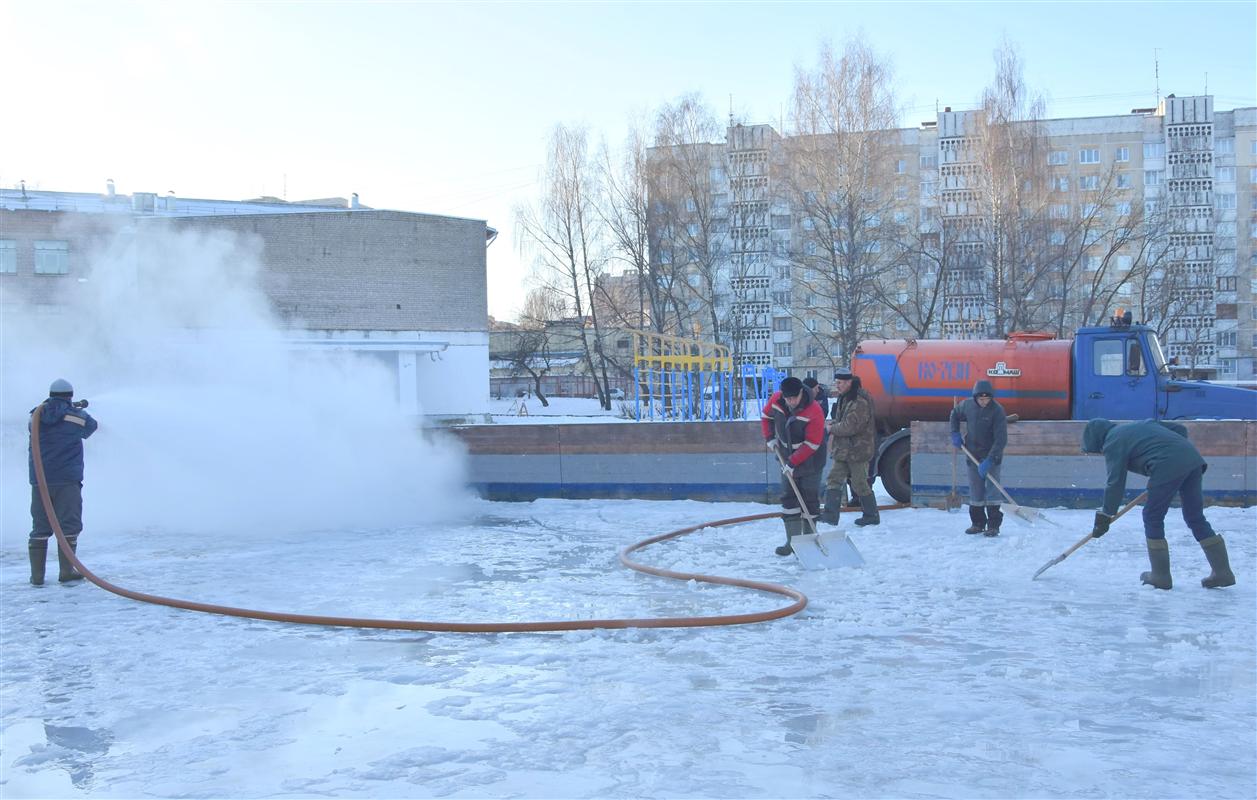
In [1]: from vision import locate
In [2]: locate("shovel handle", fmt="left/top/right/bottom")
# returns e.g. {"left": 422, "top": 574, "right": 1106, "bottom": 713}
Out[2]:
{"left": 959, "top": 444, "right": 1019, "bottom": 507}
{"left": 1031, "top": 491, "right": 1149, "bottom": 580}
{"left": 771, "top": 444, "right": 819, "bottom": 538}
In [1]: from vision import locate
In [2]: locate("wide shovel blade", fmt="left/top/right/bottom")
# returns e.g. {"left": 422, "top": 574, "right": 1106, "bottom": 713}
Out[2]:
{"left": 793, "top": 530, "right": 865, "bottom": 570}
{"left": 1001, "top": 502, "right": 1058, "bottom": 527}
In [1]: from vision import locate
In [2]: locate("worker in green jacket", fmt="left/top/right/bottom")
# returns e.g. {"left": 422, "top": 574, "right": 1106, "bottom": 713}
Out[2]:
{"left": 1081, "top": 418, "right": 1235, "bottom": 590}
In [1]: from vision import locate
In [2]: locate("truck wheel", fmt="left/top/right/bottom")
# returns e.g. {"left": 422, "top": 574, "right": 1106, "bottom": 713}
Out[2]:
{"left": 878, "top": 438, "right": 911, "bottom": 504}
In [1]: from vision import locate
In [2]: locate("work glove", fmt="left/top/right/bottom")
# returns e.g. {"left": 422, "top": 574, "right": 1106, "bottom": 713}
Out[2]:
{"left": 950, "top": 432, "right": 963, "bottom": 449}
{"left": 1090, "top": 511, "right": 1112, "bottom": 538}
{"left": 781, "top": 463, "right": 795, "bottom": 477}
{"left": 977, "top": 458, "right": 992, "bottom": 480}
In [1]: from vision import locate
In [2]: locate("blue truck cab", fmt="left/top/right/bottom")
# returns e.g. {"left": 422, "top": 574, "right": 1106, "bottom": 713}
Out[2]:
{"left": 1073, "top": 315, "right": 1257, "bottom": 421}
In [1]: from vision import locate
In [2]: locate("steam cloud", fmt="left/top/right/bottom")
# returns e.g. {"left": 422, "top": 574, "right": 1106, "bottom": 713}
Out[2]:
{"left": 1, "top": 221, "right": 471, "bottom": 545}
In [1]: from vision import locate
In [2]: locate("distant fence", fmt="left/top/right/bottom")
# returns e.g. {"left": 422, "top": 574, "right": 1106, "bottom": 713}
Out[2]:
{"left": 632, "top": 365, "right": 785, "bottom": 422}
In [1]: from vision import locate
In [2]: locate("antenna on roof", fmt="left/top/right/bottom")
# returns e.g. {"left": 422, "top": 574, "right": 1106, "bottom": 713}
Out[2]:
{"left": 1153, "top": 48, "right": 1161, "bottom": 104}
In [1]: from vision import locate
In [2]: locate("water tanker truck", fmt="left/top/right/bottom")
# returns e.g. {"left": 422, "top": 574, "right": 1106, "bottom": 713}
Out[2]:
{"left": 852, "top": 312, "right": 1257, "bottom": 503}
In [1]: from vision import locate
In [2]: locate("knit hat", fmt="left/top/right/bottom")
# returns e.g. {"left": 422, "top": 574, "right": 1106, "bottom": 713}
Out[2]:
{"left": 780, "top": 377, "right": 804, "bottom": 397}
{"left": 801, "top": 377, "right": 819, "bottom": 389}
{"left": 833, "top": 366, "right": 854, "bottom": 380}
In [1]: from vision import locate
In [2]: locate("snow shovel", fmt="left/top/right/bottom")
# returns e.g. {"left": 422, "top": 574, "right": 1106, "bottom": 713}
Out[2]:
{"left": 960, "top": 444, "right": 1054, "bottom": 526}
{"left": 1032, "top": 491, "right": 1148, "bottom": 580}
{"left": 772, "top": 446, "right": 864, "bottom": 570}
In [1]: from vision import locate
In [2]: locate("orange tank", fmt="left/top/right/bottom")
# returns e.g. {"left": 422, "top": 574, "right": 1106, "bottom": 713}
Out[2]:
{"left": 851, "top": 334, "right": 1073, "bottom": 430}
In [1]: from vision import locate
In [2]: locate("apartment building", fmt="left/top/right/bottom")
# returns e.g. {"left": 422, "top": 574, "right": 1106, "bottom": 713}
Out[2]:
{"left": 0, "top": 184, "right": 497, "bottom": 418}
{"left": 648, "top": 95, "right": 1257, "bottom": 382}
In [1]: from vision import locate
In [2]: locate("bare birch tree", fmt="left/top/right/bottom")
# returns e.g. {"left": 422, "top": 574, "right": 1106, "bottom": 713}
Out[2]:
{"left": 782, "top": 37, "right": 904, "bottom": 361}
{"left": 515, "top": 124, "right": 615, "bottom": 408}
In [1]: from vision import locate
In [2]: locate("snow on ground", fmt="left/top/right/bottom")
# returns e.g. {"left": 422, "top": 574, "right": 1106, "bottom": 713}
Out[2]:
{"left": 2, "top": 498, "right": 1254, "bottom": 799}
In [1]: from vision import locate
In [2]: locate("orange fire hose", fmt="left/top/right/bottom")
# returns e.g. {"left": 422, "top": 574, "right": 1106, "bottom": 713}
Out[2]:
{"left": 30, "top": 405, "right": 808, "bottom": 632}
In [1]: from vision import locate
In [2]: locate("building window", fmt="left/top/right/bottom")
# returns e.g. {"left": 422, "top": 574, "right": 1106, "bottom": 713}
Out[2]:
{"left": 1216, "top": 331, "right": 1237, "bottom": 347}
{"left": 773, "top": 317, "right": 792, "bottom": 332}
{"left": 1050, "top": 203, "right": 1070, "bottom": 219}
{"left": 1117, "top": 173, "right": 1132, "bottom": 189}
{"left": 1216, "top": 166, "right": 1236, "bottom": 183}
{"left": 1249, "top": 167, "right": 1257, "bottom": 184}
{"left": 895, "top": 159, "right": 906, "bottom": 174}
{"left": 1116, "top": 201, "right": 1132, "bottom": 216}
{"left": 771, "top": 291, "right": 791, "bottom": 307}
{"left": 1079, "top": 175, "right": 1100, "bottom": 191}
{"left": 1082, "top": 203, "right": 1100, "bottom": 217}
{"left": 1115, "top": 146, "right": 1130, "bottom": 162}
{"left": 775, "top": 342, "right": 792, "bottom": 357}
{"left": 1216, "top": 138, "right": 1234, "bottom": 155}
{"left": 1085, "top": 255, "right": 1102, "bottom": 271}
{"left": 1048, "top": 151, "right": 1068, "bottom": 166}
{"left": 0, "top": 240, "right": 16, "bottom": 274}
{"left": 1049, "top": 230, "right": 1066, "bottom": 246}
{"left": 806, "top": 318, "right": 818, "bottom": 332}
{"left": 1079, "top": 148, "right": 1100, "bottom": 164}
{"left": 1143, "top": 142, "right": 1165, "bottom": 159}
{"left": 34, "top": 241, "right": 69, "bottom": 275}
{"left": 920, "top": 153, "right": 938, "bottom": 169}
{"left": 1054, "top": 177, "right": 1070, "bottom": 192}
{"left": 1217, "top": 276, "right": 1237, "bottom": 292}
{"left": 1144, "top": 170, "right": 1163, "bottom": 186}
{"left": 1220, "top": 358, "right": 1236, "bottom": 375}
{"left": 1218, "top": 194, "right": 1236, "bottom": 210}
{"left": 895, "top": 186, "right": 909, "bottom": 200}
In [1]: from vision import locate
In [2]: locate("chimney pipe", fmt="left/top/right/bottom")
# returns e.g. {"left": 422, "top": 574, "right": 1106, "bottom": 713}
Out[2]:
{"left": 351, "top": 192, "right": 360, "bottom": 209}
{"left": 106, "top": 178, "right": 115, "bottom": 197}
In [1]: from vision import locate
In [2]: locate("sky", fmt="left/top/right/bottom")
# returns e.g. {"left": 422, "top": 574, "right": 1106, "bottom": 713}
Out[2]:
{"left": 2, "top": 495, "right": 1254, "bottom": 796}
{"left": 3, "top": 0, "right": 1255, "bottom": 322}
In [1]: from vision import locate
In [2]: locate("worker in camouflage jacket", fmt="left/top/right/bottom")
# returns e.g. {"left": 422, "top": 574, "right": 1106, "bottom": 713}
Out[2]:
{"left": 820, "top": 366, "right": 879, "bottom": 527}
{"left": 949, "top": 379, "right": 1007, "bottom": 536}
{"left": 1081, "top": 418, "right": 1234, "bottom": 590}
{"left": 761, "top": 376, "right": 827, "bottom": 557}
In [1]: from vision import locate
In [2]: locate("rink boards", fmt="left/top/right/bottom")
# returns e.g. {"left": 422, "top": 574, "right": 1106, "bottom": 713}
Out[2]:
{"left": 447, "top": 419, "right": 1257, "bottom": 508}
{"left": 909, "top": 420, "right": 1257, "bottom": 509}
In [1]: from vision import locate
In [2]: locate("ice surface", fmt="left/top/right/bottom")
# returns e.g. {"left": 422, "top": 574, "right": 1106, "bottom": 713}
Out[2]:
{"left": 3, "top": 498, "right": 1254, "bottom": 798}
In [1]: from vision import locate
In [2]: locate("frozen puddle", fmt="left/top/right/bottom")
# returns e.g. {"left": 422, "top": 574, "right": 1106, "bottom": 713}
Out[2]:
{"left": 2, "top": 498, "right": 1254, "bottom": 798}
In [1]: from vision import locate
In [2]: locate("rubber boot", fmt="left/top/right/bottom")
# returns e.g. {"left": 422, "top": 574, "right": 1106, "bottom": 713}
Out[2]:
{"left": 984, "top": 506, "right": 1004, "bottom": 537}
{"left": 57, "top": 535, "right": 83, "bottom": 583}
{"left": 776, "top": 516, "right": 804, "bottom": 556}
{"left": 854, "top": 494, "right": 880, "bottom": 526}
{"left": 28, "top": 539, "right": 48, "bottom": 586}
{"left": 965, "top": 506, "right": 986, "bottom": 535}
{"left": 818, "top": 499, "right": 841, "bottom": 526}
{"left": 1140, "top": 539, "right": 1172, "bottom": 590}
{"left": 1199, "top": 535, "right": 1236, "bottom": 589}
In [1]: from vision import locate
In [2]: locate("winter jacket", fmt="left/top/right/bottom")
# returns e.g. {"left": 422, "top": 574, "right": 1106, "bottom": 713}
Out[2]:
{"left": 28, "top": 398, "right": 98, "bottom": 486}
{"left": 761, "top": 390, "right": 827, "bottom": 478}
{"left": 1081, "top": 418, "right": 1206, "bottom": 516}
{"left": 948, "top": 381, "right": 1007, "bottom": 463}
{"left": 827, "top": 379, "right": 876, "bottom": 463}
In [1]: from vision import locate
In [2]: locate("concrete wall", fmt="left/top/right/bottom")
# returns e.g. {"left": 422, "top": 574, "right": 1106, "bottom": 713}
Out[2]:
{"left": 910, "top": 420, "right": 1257, "bottom": 508}
{"left": 446, "top": 419, "right": 1257, "bottom": 508}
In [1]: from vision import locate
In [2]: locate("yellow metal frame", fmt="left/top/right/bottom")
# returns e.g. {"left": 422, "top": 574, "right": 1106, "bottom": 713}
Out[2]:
{"left": 631, "top": 330, "right": 732, "bottom": 372}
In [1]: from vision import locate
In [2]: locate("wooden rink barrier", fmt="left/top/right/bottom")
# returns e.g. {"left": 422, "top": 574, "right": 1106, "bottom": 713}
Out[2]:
{"left": 445, "top": 420, "right": 1257, "bottom": 508}
{"left": 910, "top": 420, "right": 1257, "bottom": 509}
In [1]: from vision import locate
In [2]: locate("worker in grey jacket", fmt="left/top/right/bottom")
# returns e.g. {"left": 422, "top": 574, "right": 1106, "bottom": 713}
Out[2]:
{"left": 949, "top": 379, "right": 1007, "bottom": 536}
{"left": 1082, "top": 418, "right": 1234, "bottom": 590}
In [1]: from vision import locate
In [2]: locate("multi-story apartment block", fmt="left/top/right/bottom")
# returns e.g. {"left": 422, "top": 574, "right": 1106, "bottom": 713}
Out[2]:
{"left": 649, "top": 95, "right": 1257, "bottom": 382}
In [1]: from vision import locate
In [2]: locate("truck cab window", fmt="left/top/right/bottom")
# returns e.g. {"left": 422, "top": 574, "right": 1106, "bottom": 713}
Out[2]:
{"left": 1093, "top": 339, "right": 1124, "bottom": 376}
{"left": 1126, "top": 340, "right": 1146, "bottom": 376}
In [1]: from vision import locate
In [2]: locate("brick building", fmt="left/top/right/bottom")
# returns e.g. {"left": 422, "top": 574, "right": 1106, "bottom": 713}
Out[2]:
{"left": 0, "top": 185, "right": 495, "bottom": 419}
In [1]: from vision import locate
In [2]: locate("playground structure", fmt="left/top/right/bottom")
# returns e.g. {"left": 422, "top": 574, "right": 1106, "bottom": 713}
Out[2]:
{"left": 629, "top": 330, "right": 782, "bottom": 422}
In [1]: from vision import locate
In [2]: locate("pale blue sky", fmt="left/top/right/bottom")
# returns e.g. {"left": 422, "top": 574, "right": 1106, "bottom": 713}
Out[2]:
{"left": 4, "top": 1, "right": 1254, "bottom": 320}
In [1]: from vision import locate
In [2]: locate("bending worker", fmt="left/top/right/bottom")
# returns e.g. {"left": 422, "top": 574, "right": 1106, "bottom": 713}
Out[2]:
{"left": 1081, "top": 418, "right": 1234, "bottom": 590}
{"left": 761, "top": 376, "right": 826, "bottom": 557}
{"left": 28, "top": 378, "right": 98, "bottom": 585}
